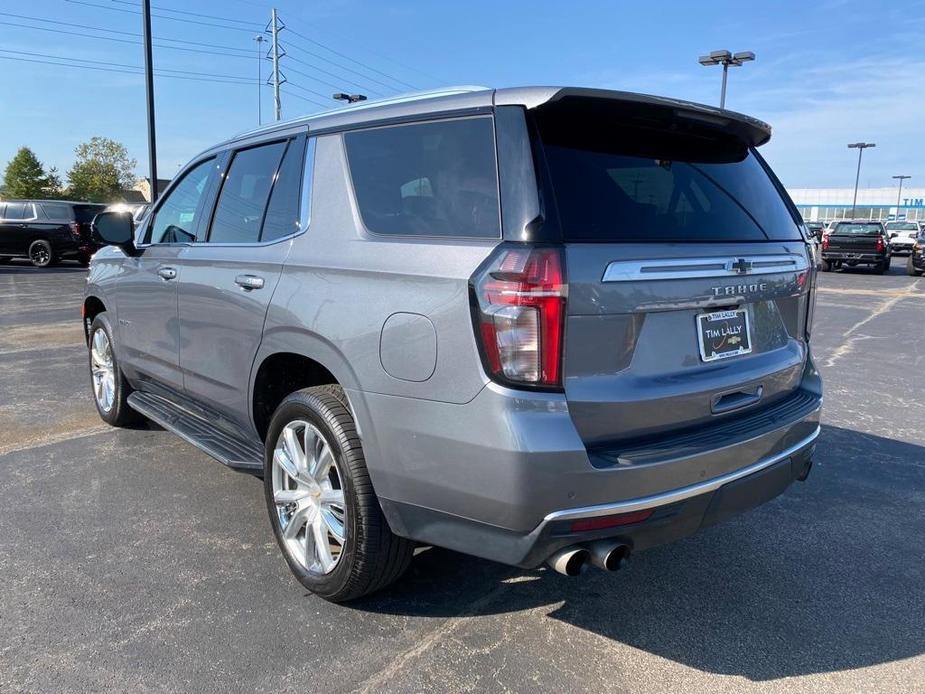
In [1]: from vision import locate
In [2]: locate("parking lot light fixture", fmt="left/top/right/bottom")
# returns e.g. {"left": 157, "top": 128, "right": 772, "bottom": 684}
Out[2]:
{"left": 892, "top": 175, "right": 911, "bottom": 221}
{"left": 698, "top": 49, "right": 755, "bottom": 109}
{"left": 847, "top": 143, "right": 876, "bottom": 218}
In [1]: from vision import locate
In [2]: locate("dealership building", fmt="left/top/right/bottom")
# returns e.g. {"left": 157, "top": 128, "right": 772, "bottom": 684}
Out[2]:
{"left": 788, "top": 187, "right": 925, "bottom": 223}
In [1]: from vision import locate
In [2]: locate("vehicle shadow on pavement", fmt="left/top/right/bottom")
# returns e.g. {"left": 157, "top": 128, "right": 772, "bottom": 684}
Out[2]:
{"left": 353, "top": 424, "right": 925, "bottom": 681}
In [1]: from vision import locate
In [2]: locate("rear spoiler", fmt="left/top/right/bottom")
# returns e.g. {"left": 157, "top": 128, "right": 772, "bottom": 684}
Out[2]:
{"left": 495, "top": 86, "right": 772, "bottom": 148}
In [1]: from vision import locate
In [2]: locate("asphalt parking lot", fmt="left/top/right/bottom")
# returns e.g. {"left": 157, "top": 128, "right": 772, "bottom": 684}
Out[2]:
{"left": 1, "top": 258, "right": 923, "bottom": 693}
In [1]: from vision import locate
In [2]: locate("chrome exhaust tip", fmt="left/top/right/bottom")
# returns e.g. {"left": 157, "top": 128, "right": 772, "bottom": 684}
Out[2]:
{"left": 588, "top": 541, "right": 630, "bottom": 572}
{"left": 547, "top": 546, "right": 590, "bottom": 576}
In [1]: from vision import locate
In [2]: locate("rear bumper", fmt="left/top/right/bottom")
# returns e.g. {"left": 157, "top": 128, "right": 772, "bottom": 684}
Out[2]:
{"left": 821, "top": 251, "right": 886, "bottom": 264}
{"left": 353, "top": 357, "right": 823, "bottom": 567}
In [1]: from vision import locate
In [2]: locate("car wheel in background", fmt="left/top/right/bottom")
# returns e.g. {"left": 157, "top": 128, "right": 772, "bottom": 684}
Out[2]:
{"left": 908, "top": 256, "right": 923, "bottom": 277}
{"left": 28, "top": 240, "right": 56, "bottom": 268}
{"left": 820, "top": 259, "right": 831, "bottom": 272}
{"left": 264, "top": 386, "right": 414, "bottom": 602}
{"left": 88, "top": 313, "right": 141, "bottom": 427}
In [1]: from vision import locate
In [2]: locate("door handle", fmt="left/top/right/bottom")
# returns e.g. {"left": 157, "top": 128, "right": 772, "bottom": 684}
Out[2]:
{"left": 235, "top": 274, "right": 265, "bottom": 290}
{"left": 157, "top": 267, "right": 177, "bottom": 281}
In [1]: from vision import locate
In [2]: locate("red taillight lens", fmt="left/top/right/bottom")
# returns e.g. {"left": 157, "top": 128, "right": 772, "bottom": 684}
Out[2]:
{"left": 875, "top": 235, "right": 885, "bottom": 253}
{"left": 821, "top": 235, "right": 829, "bottom": 251}
{"left": 471, "top": 246, "right": 566, "bottom": 388}
{"left": 69, "top": 221, "right": 81, "bottom": 239}
{"left": 570, "top": 509, "right": 654, "bottom": 533}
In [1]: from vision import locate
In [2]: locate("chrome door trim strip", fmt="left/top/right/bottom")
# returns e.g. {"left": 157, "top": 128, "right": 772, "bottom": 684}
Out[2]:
{"left": 601, "top": 254, "right": 809, "bottom": 282}
{"left": 544, "top": 424, "right": 820, "bottom": 522}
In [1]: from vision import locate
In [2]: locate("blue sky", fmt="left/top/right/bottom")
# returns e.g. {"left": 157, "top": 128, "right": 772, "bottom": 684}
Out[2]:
{"left": 1, "top": 0, "right": 923, "bottom": 189}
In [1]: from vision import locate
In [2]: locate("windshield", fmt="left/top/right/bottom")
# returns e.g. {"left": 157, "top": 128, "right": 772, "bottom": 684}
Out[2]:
{"left": 885, "top": 222, "right": 917, "bottom": 231}
{"left": 833, "top": 223, "right": 882, "bottom": 235}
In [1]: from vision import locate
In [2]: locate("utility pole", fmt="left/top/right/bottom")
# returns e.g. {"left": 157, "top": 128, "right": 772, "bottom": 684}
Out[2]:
{"left": 893, "top": 175, "right": 911, "bottom": 221}
{"left": 847, "top": 142, "right": 875, "bottom": 219}
{"left": 698, "top": 50, "right": 755, "bottom": 109}
{"left": 142, "top": 0, "right": 158, "bottom": 202}
{"left": 271, "top": 8, "right": 282, "bottom": 121}
{"left": 254, "top": 34, "right": 264, "bottom": 125}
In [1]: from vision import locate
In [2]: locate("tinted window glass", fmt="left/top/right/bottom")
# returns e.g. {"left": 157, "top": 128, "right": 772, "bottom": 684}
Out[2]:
{"left": 886, "top": 222, "right": 917, "bottom": 231}
{"left": 149, "top": 158, "right": 214, "bottom": 244}
{"left": 73, "top": 205, "right": 106, "bottom": 223}
{"left": 344, "top": 117, "right": 500, "bottom": 238}
{"left": 534, "top": 103, "right": 801, "bottom": 242}
{"left": 3, "top": 203, "right": 26, "bottom": 221}
{"left": 260, "top": 139, "right": 304, "bottom": 242}
{"left": 833, "top": 223, "right": 882, "bottom": 235}
{"left": 208, "top": 141, "right": 286, "bottom": 244}
{"left": 41, "top": 203, "right": 75, "bottom": 220}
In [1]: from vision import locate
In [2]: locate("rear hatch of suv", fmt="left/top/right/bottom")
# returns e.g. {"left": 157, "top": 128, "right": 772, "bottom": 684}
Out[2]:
{"left": 530, "top": 95, "right": 813, "bottom": 448}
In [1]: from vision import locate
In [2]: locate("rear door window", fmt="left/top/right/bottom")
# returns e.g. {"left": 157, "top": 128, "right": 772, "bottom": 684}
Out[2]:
{"left": 41, "top": 203, "right": 75, "bottom": 220}
{"left": 344, "top": 117, "right": 500, "bottom": 238}
{"left": 207, "top": 141, "right": 286, "bottom": 244}
{"left": 534, "top": 104, "right": 802, "bottom": 242}
{"left": 260, "top": 138, "right": 306, "bottom": 242}
{"left": 2, "top": 203, "right": 27, "bottom": 221}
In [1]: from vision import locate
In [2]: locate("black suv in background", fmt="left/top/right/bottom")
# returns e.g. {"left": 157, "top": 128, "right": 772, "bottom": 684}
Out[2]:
{"left": 820, "top": 220, "right": 891, "bottom": 273}
{"left": 0, "top": 200, "right": 107, "bottom": 267}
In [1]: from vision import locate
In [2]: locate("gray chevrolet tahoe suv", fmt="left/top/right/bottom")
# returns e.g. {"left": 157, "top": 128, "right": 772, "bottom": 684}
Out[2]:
{"left": 85, "top": 86, "right": 822, "bottom": 601}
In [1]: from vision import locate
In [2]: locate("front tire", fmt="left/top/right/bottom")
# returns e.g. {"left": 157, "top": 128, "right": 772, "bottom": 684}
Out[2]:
{"left": 908, "top": 256, "right": 924, "bottom": 276}
{"left": 264, "top": 386, "right": 414, "bottom": 602}
{"left": 28, "top": 239, "right": 56, "bottom": 267}
{"left": 88, "top": 313, "right": 141, "bottom": 427}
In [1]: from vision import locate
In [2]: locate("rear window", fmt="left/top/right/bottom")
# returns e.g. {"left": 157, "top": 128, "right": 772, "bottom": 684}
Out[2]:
{"left": 886, "top": 222, "right": 917, "bottom": 231}
{"left": 344, "top": 117, "right": 500, "bottom": 238}
{"left": 834, "top": 223, "right": 882, "bottom": 235}
{"left": 533, "top": 102, "right": 801, "bottom": 243}
{"left": 73, "top": 205, "right": 106, "bottom": 223}
{"left": 40, "top": 203, "right": 75, "bottom": 220}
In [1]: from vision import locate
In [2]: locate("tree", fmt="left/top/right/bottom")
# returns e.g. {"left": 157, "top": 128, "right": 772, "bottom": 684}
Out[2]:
{"left": 67, "top": 137, "right": 137, "bottom": 202}
{"left": 1, "top": 147, "right": 56, "bottom": 199}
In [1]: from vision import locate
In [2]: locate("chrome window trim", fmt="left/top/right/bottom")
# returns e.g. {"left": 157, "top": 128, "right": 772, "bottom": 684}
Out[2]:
{"left": 544, "top": 423, "right": 820, "bottom": 523}
{"left": 601, "top": 253, "right": 809, "bottom": 282}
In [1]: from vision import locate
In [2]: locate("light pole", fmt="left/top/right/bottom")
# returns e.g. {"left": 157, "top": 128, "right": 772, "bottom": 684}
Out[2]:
{"left": 847, "top": 142, "right": 876, "bottom": 219}
{"left": 698, "top": 49, "right": 755, "bottom": 109}
{"left": 141, "top": 0, "right": 157, "bottom": 202}
{"left": 893, "top": 174, "right": 911, "bottom": 221}
{"left": 254, "top": 34, "right": 265, "bottom": 125}
{"left": 333, "top": 92, "right": 367, "bottom": 104}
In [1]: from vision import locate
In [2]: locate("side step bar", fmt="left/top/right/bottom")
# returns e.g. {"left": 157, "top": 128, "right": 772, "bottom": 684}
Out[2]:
{"left": 127, "top": 392, "right": 264, "bottom": 471}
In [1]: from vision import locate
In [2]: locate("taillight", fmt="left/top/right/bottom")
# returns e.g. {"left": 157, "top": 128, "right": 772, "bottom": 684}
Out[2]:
{"left": 69, "top": 221, "right": 81, "bottom": 239}
{"left": 470, "top": 245, "right": 567, "bottom": 388}
{"left": 821, "top": 235, "right": 829, "bottom": 251}
{"left": 875, "top": 235, "right": 885, "bottom": 253}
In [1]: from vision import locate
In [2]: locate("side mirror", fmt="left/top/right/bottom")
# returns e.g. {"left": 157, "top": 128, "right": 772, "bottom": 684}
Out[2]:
{"left": 91, "top": 211, "right": 136, "bottom": 255}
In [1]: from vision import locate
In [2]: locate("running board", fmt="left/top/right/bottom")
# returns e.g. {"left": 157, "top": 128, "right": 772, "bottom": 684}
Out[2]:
{"left": 127, "top": 392, "right": 264, "bottom": 471}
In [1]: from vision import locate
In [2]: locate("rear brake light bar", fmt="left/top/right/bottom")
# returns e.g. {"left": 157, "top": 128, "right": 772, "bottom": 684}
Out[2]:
{"left": 470, "top": 245, "right": 567, "bottom": 389}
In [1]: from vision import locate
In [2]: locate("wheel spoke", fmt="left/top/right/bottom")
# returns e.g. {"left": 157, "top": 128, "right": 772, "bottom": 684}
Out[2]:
{"left": 311, "top": 518, "right": 335, "bottom": 572}
{"left": 282, "top": 426, "right": 306, "bottom": 477}
{"left": 273, "top": 447, "right": 300, "bottom": 482}
{"left": 320, "top": 488, "right": 344, "bottom": 506}
{"left": 312, "top": 445, "right": 334, "bottom": 483}
{"left": 282, "top": 505, "right": 311, "bottom": 540}
{"left": 274, "top": 488, "right": 309, "bottom": 505}
{"left": 320, "top": 507, "right": 345, "bottom": 544}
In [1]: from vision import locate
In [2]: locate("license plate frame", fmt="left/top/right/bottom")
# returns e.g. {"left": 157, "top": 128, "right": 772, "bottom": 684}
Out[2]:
{"left": 697, "top": 309, "right": 752, "bottom": 363}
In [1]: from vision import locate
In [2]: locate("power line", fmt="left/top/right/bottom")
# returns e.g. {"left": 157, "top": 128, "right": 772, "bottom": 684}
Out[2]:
{"left": 280, "top": 86, "right": 329, "bottom": 109}
{"left": 65, "top": 0, "right": 260, "bottom": 34}
{"left": 109, "top": 0, "right": 260, "bottom": 28}
{"left": 282, "top": 42, "right": 396, "bottom": 94}
{"left": 285, "top": 80, "right": 334, "bottom": 103}
{"left": 0, "top": 19, "right": 255, "bottom": 60}
{"left": 0, "top": 54, "right": 254, "bottom": 86}
{"left": 0, "top": 11, "right": 253, "bottom": 54}
{"left": 285, "top": 25, "right": 417, "bottom": 90}
{"left": 0, "top": 48, "right": 252, "bottom": 82}
{"left": 284, "top": 53, "right": 384, "bottom": 97}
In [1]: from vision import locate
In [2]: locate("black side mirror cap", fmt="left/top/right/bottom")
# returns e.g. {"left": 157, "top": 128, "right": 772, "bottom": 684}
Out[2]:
{"left": 91, "top": 211, "right": 136, "bottom": 255}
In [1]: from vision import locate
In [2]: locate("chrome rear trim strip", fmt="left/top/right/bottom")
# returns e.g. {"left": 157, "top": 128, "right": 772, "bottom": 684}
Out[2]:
{"left": 544, "top": 424, "right": 820, "bottom": 522}
{"left": 602, "top": 254, "right": 809, "bottom": 282}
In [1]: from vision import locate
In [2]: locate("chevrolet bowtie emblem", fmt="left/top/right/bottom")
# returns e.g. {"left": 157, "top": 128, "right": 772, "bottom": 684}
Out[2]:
{"left": 730, "top": 258, "right": 752, "bottom": 274}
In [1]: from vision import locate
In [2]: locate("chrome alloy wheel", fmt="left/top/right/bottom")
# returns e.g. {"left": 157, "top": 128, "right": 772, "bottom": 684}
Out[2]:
{"left": 90, "top": 329, "right": 115, "bottom": 413}
{"left": 272, "top": 421, "right": 347, "bottom": 575}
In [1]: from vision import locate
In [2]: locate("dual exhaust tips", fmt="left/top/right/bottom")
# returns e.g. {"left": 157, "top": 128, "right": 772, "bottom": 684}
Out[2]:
{"left": 548, "top": 541, "right": 630, "bottom": 576}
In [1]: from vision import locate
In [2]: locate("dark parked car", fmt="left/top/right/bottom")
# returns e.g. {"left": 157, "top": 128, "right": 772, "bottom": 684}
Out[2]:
{"left": 820, "top": 220, "right": 891, "bottom": 273}
{"left": 0, "top": 200, "right": 107, "bottom": 266}
{"left": 84, "top": 86, "right": 820, "bottom": 601}
{"left": 805, "top": 221, "right": 824, "bottom": 240}
{"left": 907, "top": 231, "right": 924, "bottom": 276}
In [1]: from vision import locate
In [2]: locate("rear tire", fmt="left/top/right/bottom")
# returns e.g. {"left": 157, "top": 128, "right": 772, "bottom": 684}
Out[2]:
{"left": 908, "top": 256, "right": 923, "bottom": 276}
{"left": 28, "top": 239, "right": 56, "bottom": 267}
{"left": 820, "top": 259, "right": 831, "bottom": 272}
{"left": 874, "top": 258, "right": 889, "bottom": 274}
{"left": 264, "top": 386, "right": 414, "bottom": 602}
{"left": 88, "top": 313, "right": 141, "bottom": 427}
